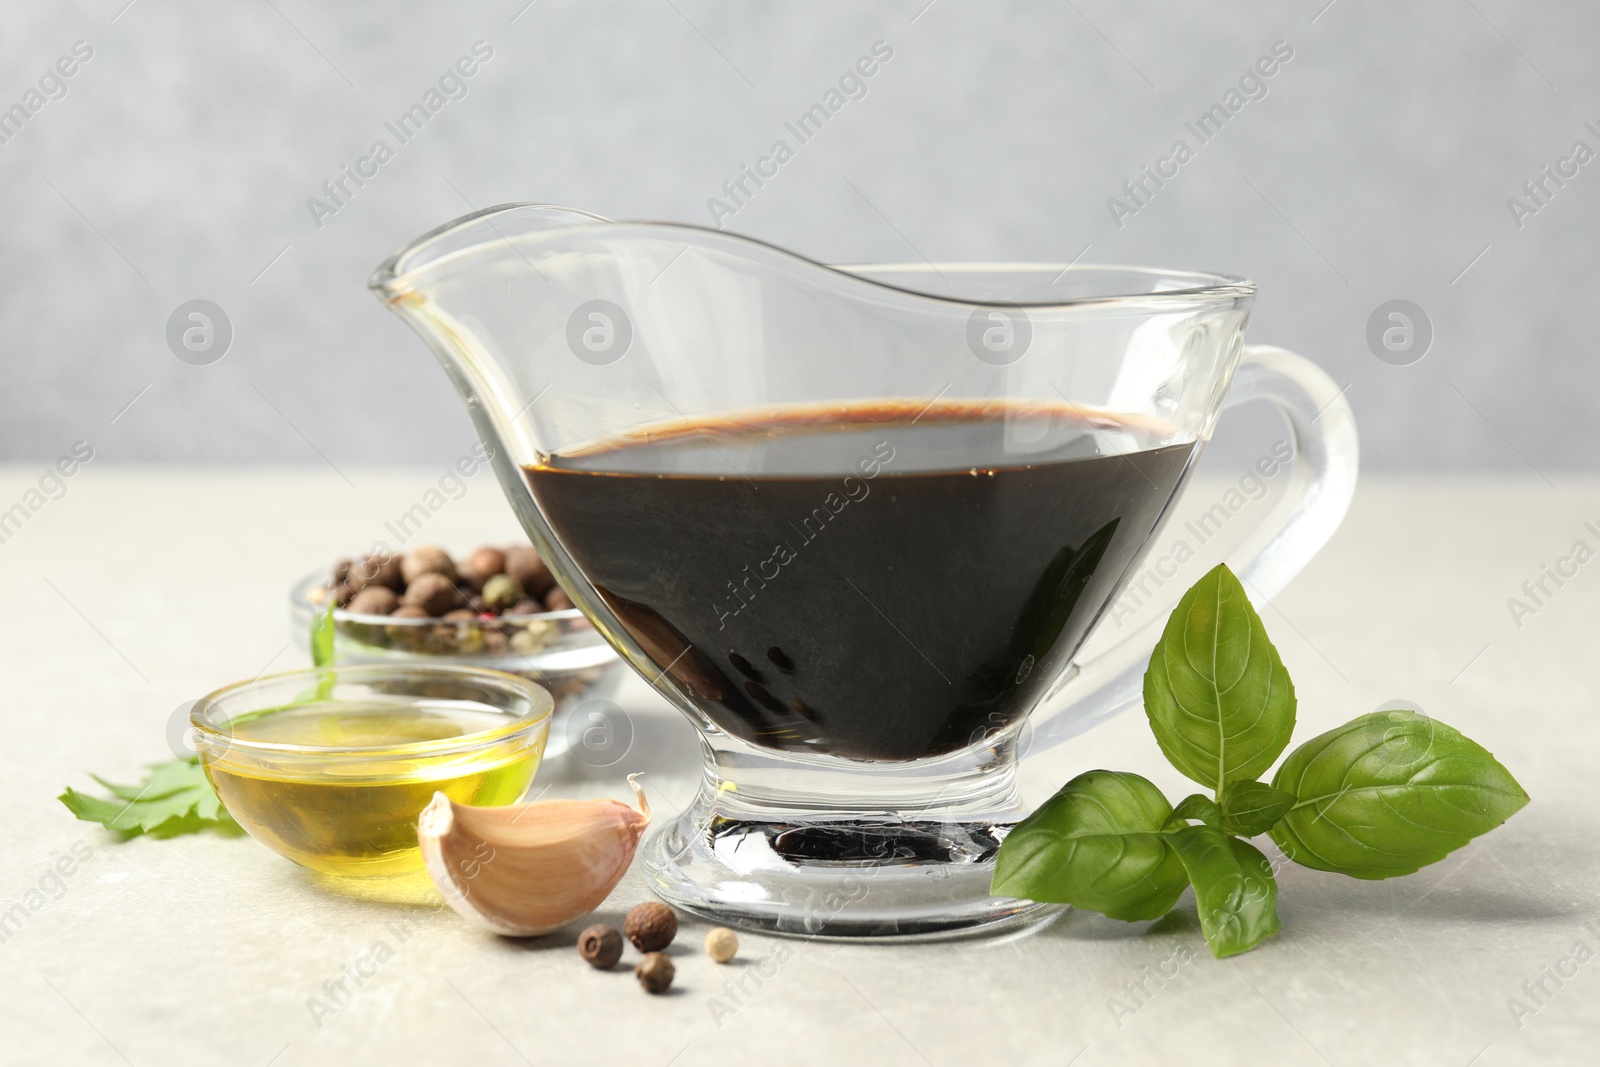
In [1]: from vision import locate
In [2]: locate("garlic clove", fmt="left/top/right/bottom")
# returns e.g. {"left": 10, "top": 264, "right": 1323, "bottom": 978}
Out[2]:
{"left": 418, "top": 774, "right": 651, "bottom": 936}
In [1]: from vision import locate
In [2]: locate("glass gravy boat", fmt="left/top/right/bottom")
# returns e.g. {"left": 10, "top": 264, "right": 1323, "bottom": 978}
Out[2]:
{"left": 371, "top": 204, "right": 1357, "bottom": 939}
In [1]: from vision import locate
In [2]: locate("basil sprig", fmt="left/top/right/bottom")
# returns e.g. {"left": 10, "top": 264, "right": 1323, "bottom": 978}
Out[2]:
{"left": 992, "top": 564, "right": 1528, "bottom": 958}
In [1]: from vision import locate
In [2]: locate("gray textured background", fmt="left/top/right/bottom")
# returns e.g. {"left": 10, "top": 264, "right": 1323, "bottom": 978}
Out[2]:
{"left": 1, "top": 0, "right": 1593, "bottom": 471}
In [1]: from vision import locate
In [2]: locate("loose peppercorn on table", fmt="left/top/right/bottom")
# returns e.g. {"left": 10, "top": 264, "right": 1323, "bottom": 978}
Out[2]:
{"left": 1, "top": 467, "right": 1594, "bottom": 1065}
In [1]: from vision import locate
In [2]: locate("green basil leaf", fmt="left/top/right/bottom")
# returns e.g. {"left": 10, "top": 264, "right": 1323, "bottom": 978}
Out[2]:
{"left": 1167, "top": 825, "right": 1280, "bottom": 958}
{"left": 1143, "top": 564, "right": 1296, "bottom": 790}
{"left": 1269, "top": 711, "right": 1529, "bottom": 879}
{"left": 1220, "top": 781, "right": 1296, "bottom": 837}
{"left": 1170, "top": 793, "right": 1223, "bottom": 829}
{"left": 992, "top": 770, "right": 1187, "bottom": 921}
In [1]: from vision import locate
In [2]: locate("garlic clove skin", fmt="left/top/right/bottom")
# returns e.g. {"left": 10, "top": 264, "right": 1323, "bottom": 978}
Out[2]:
{"left": 418, "top": 773, "right": 651, "bottom": 936}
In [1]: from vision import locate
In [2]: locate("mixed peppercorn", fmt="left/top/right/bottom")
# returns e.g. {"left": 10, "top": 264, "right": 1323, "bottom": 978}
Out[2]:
{"left": 576, "top": 903, "right": 739, "bottom": 995}
{"left": 315, "top": 544, "right": 588, "bottom": 657}
{"left": 334, "top": 544, "right": 571, "bottom": 618}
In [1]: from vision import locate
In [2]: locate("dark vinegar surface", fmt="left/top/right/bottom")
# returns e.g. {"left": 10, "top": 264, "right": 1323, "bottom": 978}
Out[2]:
{"left": 526, "top": 402, "right": 1197, "bottom": 761}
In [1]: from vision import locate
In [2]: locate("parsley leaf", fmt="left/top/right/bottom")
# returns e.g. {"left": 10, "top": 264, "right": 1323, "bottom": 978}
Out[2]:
{"left": 59, "top": 758, "right": 239, "bottom": 839}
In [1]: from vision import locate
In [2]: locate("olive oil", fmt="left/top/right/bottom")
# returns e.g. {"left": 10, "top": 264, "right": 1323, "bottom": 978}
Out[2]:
{"left": 203, "top": 698, "right": 542, "bottom": 876}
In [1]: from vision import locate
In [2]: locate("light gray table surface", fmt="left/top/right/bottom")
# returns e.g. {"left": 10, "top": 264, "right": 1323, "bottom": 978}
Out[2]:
{"left": 1, "top": 468, "right": 1594, "bottom": 1066}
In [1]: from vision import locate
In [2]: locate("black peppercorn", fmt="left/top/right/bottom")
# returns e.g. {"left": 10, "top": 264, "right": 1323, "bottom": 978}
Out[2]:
{"left": 635, "top": 952, "right": 674, "bottom": 993}
{"left": 624, "top": 901, "right": 678, "bottom": 952}
{"left": 577, "top": 924, "right": 623, "bottom": 969}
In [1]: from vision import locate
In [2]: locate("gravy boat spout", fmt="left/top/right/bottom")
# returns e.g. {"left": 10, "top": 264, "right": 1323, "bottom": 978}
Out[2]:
{"left": 370, "top": 203, "right": 1356, "bottom": 939}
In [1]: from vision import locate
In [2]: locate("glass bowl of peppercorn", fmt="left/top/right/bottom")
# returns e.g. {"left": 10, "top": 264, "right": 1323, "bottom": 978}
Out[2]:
{"left": 290, "top": 544, "right": 624, "bottom": 758}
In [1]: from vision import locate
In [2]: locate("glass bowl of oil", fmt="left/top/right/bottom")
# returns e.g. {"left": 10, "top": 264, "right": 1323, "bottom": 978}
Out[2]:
{"left": 190, "top": 664, "right": 552, "bottom": 877}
